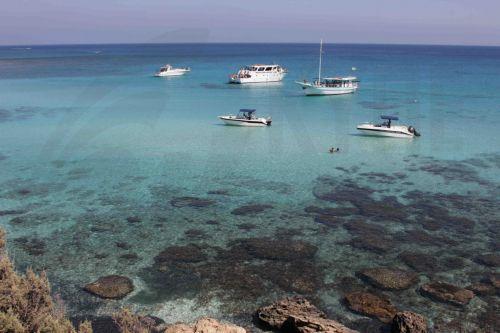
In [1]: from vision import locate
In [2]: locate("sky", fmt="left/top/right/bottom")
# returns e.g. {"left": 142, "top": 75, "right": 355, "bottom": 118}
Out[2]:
{"left": 0, "top": 0, "right": 499, "bottom": 46}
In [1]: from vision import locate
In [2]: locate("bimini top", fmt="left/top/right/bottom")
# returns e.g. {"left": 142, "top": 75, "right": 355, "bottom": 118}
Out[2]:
{"left": 381, "top": 115, "right": 399, "bottom": 121}
{"left": 239, "top": 109, "right": 256, "bottom": 114}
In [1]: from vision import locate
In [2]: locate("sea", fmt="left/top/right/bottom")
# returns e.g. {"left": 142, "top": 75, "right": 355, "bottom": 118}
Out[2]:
{"left": 0, "top": 43, "right": 499, "bottom": 332}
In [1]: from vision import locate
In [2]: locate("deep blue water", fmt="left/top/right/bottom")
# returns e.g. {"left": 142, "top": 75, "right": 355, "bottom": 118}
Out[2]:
{"left": 0, "top": 43, "right": 499, "bottom": 332}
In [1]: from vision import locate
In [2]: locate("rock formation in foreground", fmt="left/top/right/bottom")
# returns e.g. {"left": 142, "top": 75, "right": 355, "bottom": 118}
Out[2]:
{"left": 165, "top": 317, "right": 245, "bottom": 333}
{"left": 256, "top": 296, "right": 358, "bottom": 333}
{"left": 113, "top": 309, "right": 246, "bottom": 333}
{"left": 391, "top": 311, "right": 428, "bottom": 333}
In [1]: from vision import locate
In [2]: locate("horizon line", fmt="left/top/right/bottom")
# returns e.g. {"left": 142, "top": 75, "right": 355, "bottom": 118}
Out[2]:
{"left": 1, "top": 41, "right": 500, "bottom": 48}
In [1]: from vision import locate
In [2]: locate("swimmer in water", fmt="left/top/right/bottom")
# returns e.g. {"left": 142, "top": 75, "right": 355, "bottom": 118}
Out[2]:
{"left": 329, "top": 147, "right": 340, "bottom": 153}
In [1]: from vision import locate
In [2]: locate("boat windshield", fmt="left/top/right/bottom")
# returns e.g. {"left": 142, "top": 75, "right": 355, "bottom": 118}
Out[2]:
{"left": 238, "top": 109, "right": 256, "bottom": 120}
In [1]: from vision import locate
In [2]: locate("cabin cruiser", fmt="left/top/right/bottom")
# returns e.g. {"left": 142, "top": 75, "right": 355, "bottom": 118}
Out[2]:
{"left": 357, "top": 115, "right": 420, "bottom": 138}
{"left": 218, "top": 109, "right": 272, "bottom": 126}
{"left": 154, "top": 64, "right": 190, "bottom": 77}
{"left": 297, "top": 77, "right": 359, "bottom": 95}
{"left": 229, "top": 64, "right": 286, "bottom": 84}
{"left": 296, "top": 40, "right": 359, "bottom": 95}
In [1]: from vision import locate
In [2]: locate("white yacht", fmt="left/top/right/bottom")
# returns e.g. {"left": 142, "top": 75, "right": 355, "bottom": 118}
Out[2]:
{"left": 229, "top": 64, "right": 286, "bottom": 84}
{"left": 218, "top": 109, "right": 272, "bottom": 127}
{"left": 154, "top": 64, "right": 190, "bottom": 77}
{"left": 357, "top": 115, "right": 420, "bottom": 138}
{"left": 296, "top": 40, "right": 359, "bottom": 95}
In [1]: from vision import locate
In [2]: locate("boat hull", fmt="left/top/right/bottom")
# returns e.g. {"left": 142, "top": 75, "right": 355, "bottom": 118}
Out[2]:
{"left": 229, "top": 72, "right": 286, "bottom": 84}
{"left": 219, "top": 116, "right": 270, "bottom": 127}
{"left": 356, "top": 125, "right": 415, "bottom": 138}
{"left": 296, "top": 82, "right": 357, "bottom": 95}
{"left": 155, "top": 69, "right": 190, "bottom": 77}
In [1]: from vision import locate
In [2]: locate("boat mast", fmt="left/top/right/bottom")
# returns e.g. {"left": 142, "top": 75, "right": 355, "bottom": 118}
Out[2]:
{"left": 318, "top": 39, "right": 323, "bottom": 83}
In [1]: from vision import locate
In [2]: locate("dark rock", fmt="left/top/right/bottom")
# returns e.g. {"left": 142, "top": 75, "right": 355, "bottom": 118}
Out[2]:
{"left": 116, "top": 242, "right": 131, "bottom": 250}
{"left": 313, "top": 178, "right": 374, "bottom": 205}
{"left": 237, "top": 223, "right": 257, "bottom": 231}
{"left": 394, "top": 229, "right": 457, "bottom": 247}
{"left": 126, "top": 216, "right": 141, "bottom": 223}
{"left": 261, "top": 260, "right": 322, "bottom": 294}
{"left": 229, "top": 237, "right": 317, "bottom": 261}
{"left": 14, "top": 237, "right": 46, "bottom": 256}
{"left": 350, "top": 235, "right": 393, "bottom": 254}
{"left": 90, "top": 225, "right": 112, "bottom": 233}
{"left": 391, "top": 311, "right": 428, "bottom": 333}
{"left": 196, "top": 262, "right": 267, "bottom": 300}
{"left": 332, "top": 276, "right": 367, "bottom": 294}
{"left": 343, "top": 220, "right": 387, "bottom": 236}
{"left": 344, "top": 291, "right": 397, "bottom": 323}
{"left": 0, "top": 209, "right": 26, "bottom": 216}
{"left": 440, "top": 256, "right": 466, "bottom": 270}
{"left": 184, "top": 229, "right": 207, "bottom": 239}
{"left": 207, "top": 189, "right": 230, "bottom": 195}
{"left": 231, "top": 204, "right": 273, "bottom": 216}
{"left": 467, "top": 283, "right": 496, "bottom": 296}
{"left": 84, "top": 275, "right": 134, "bottom": 299}
{"left": 354, "top": 196, "right": 409, "bottom": 221}
{"left": 485, "top": 273, "right": 500, "bottom": 288}
{"left": 256, "top": 296, "right": 357, "bottom": 333}
{"left": 154, "top": 244, "right": 207, "bottom": 264}
{"left": 9, "top": 216, "right": 27, "bottom": 225}
{"left": 420, "top": 282, "right": 474, "bottom": 306}
{"left": 170, "top": 196, "right": 215, "bottom": 208}
{"left": 305, "top": 206, "right": 359, "bottom": 217}
{"left": 475, "top": 253, "right": 500, "bottom": 267}
{"left": 120, "top": 253, "right": 139, "bottom": 261}
{"left": 314, "top": 214, "right": 344, "bottom": 227}
{"left": 358, "top": 268, "right": 418, "bottom": 290}
{"left": 398, "top": 251, "right": 439, "bottom": 273}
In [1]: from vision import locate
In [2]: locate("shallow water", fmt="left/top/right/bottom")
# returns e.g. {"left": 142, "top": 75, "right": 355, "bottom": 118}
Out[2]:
{"left": 0, "top": 43, "right": 499, "bottom": 332}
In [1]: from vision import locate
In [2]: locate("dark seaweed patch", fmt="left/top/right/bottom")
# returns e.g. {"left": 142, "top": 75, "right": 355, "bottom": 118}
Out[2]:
{"left": 14, "top": 236, "right": 46, "bottom": 256}
{"left": 170, "top": 196, "right": 215, "bottom": 208}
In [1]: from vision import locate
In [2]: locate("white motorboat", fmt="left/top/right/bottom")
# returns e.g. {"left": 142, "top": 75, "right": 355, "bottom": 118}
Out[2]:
{"left": 154, "top": 64, "right": 190, "bottom": 77}
{"left": 218, "top": 109, "right": 272, "bottom": 126}
{"left": 229, "top": 64, "right": 286, "bottom": 84}
{"left": 357, "top": 115, "right": 420, "bottom": 138}
{"left": 296, "top": 40, "right": 359, "bottom": 95}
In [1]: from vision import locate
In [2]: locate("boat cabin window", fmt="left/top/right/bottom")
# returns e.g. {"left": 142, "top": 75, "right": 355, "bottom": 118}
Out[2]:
{"left": 258, "top": 67, "right": 265, "bottom": 71}
{"left": 265, "top": 67, "right": 273, "bottom": 71}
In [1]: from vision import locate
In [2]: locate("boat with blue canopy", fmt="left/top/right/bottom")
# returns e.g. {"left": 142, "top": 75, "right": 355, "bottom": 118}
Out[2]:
{"left": 218, "top": 109, "right": 272, "bottom": 127}
{"left": 357, "top": 115, "right": 420, "bottom": 138}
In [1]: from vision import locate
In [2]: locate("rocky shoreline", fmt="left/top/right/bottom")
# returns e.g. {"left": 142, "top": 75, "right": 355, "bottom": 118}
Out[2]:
{"left": 72, "top": 297, "right": 428, "bottom": 333}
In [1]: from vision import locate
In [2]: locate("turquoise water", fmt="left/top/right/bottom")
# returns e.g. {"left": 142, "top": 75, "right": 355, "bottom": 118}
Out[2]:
{"left": 0, "top": 44, "right": 499, "bottom": 331}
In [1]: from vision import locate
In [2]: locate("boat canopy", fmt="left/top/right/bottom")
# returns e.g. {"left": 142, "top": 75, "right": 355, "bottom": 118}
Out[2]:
{"left": 239, "top": 109, "right": 256, "bottom": 114}
{"left": 323, "top": 76, "right": 357, "bottom": 81}
{"left": 381, "top": 115, "right": 399, "bottom": 121}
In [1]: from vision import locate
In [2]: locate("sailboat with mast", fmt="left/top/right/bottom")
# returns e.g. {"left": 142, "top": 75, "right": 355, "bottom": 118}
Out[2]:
{"left": 296, "top": 40, "right": 359, "bottom": 96}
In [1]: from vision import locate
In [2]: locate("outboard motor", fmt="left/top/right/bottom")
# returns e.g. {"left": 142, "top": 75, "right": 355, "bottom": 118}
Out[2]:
{"left": 408, "top": 126, "right": 421, "bottom": 137}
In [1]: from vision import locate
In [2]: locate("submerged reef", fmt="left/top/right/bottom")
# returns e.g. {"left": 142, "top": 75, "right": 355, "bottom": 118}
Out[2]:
{"left": 0, "top": 153, "right": 499, "bottom": 332}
